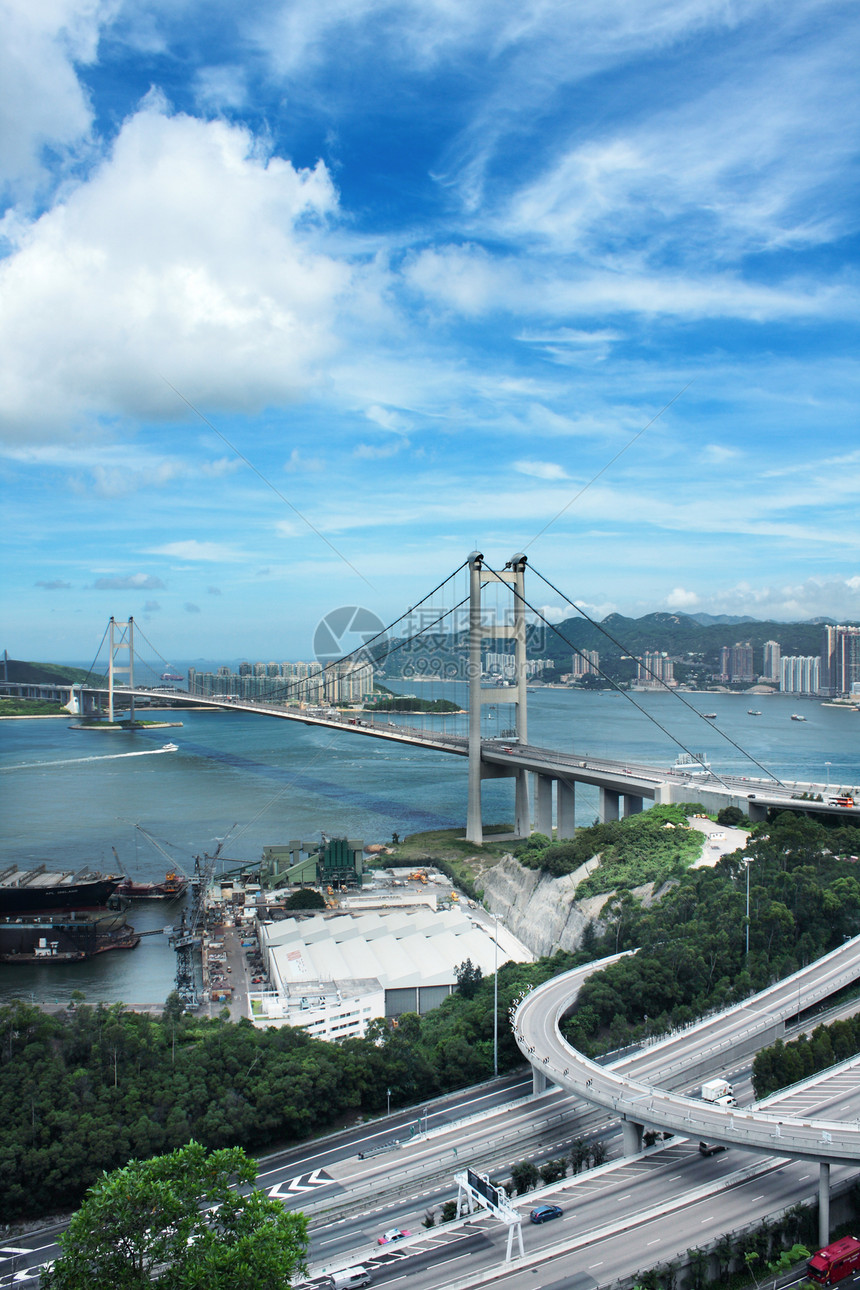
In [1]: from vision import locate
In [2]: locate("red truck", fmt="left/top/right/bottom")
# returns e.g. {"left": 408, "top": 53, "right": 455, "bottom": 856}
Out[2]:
{"left": 807, "top": 1236, "right": 860, "bottom": 1284}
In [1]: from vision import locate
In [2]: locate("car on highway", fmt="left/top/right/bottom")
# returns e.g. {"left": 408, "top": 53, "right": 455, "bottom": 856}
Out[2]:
{"left": 377, "top": 1228, "right": 411, "bottom": 1245}
{"left": 529, "top": 1204, "right": 563, "bottom": 1224}
{"left": 698, "top": 1141, "right": 728, "bottom": 1156}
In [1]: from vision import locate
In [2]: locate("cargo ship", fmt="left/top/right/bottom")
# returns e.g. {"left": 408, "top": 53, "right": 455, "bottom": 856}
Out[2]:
{"left": 115, "top": 870, "right": 188, "bottom": 900}
{"left": 0, "top": 907, "right": 139, "bottom": 962}
{"left": 0, "top": 865, "right": 123, "bottom": 914}
{"left": 0, "top": 865, "right": 139, "bottom": 961}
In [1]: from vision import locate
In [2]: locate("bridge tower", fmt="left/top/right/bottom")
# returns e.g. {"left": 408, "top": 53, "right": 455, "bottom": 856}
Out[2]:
{"left": 466, "top": 552, "right": 530, "bottom": 844}
{"left": 108, "top": 616, "right": 135, "bottom": 724}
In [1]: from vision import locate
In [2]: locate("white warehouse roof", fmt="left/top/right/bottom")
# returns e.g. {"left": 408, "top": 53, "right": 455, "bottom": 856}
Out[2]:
{"left": 261, "top": 906, "right": 516, "bottom": 992}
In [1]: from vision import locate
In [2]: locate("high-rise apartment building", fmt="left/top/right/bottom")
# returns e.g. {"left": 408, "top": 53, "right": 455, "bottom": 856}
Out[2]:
{"left": 822, "top": 625, "right": 860, "bottom": 695}
{"left": 780, "top": 655, "right": 820, "bottom": 694}
{"left": 571, "top": 650, "right": 599, "bottom": 678}
{"left": 729, "top": 643, "right": 754, "bottom": 683}
{"left": 637, "top": 651, "right": 675, "bottom": 687}
{"left": 762, "top": 640, "right": 781, "bottom": 682}
{"left": 718, "top": 645, "right": 730, "bottom": 682}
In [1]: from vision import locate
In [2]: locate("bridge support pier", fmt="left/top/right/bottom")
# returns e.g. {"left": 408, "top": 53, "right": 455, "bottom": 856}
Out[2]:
{"left": 515, "top": 769, "right": 530, "bottom": 838}
{"left": 600, "top": 788, "right": 620, "bottom": 823}
{"left": 532, "top": 1066, "right": 548, "bottom": 1094}
{"left": 819, "top": 1161, "right": 830, "bottom": 1249}
{"left": 621, "top": 1119, "right": 643, "bottom": 1156}
{"left": 557, "top": 779, "right": 576, "bottom": 839}
{"left": 535, "top": 774, "right": 553, "bottom": 836}
{"left": 623, "top": 794, "right": 644, "bottom": 817}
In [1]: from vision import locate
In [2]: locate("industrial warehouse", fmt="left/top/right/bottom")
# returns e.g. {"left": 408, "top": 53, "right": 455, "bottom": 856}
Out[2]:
{"left": 250, "top": 887, "right": 532, "bottom": 1039}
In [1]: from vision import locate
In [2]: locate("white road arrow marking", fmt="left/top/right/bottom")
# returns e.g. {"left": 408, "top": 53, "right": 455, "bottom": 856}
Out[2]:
{"left": 268, "top": 1168, "right": 331, "bottom": 1198}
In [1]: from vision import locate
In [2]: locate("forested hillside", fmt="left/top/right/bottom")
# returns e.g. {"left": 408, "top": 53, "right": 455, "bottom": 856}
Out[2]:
{"left": 378, "top": 611, "right": 833, "bottom": 679}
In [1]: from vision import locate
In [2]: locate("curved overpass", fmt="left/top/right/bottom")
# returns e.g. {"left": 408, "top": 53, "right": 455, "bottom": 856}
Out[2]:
{"left": 512, "top": 937, "right": 860, "bottom": 1170}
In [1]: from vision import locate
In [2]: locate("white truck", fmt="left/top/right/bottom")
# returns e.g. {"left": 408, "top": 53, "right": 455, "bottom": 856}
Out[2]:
{"left": 701, "top": 1078, "right": 737, "bottom": 1107}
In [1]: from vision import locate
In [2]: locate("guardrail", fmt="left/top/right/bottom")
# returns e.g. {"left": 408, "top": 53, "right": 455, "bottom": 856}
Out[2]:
{"left": 513, "top": 939, "right": 860, "bottom": 1163}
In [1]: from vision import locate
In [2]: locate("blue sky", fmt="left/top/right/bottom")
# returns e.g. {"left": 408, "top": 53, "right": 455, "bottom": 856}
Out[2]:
{"left": 1, "top": 0, "right": 858, "bottom": 664}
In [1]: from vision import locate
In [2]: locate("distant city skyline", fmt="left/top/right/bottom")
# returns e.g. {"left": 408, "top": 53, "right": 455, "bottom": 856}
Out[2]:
{"left": 1, "top": 1, "right": 858, "bottom": 660}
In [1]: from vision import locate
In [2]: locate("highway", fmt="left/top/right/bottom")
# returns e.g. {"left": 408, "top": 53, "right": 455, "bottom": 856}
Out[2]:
{"left": 514, "top": 935, "right": 860, "bottom": 1161}
{"left": 7, "top": 941, "right": 860, "bottom": 1288}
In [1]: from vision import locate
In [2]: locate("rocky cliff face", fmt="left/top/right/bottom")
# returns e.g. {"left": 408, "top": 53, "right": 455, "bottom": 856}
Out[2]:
{"left": 480, "top": 852, "right": 610, "bottom": 958}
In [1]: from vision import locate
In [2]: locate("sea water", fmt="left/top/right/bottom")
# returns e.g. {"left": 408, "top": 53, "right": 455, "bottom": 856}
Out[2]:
{"left": 1, "top": 686, "right": 856, "bottom": 1006}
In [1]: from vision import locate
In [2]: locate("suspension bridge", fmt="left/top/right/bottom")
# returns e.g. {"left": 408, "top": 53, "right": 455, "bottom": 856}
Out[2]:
{"left": 4, "top": 552, "right": 857, "bottom": 836}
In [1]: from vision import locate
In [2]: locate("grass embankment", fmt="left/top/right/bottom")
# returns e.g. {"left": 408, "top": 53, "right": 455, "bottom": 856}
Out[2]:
{"left": 516, "top": 803, "right": 708, "bottom": 896}
{"left": 380, "top": 826, "right": 515, "bottom": 900}
{"left": 382, "top": 809, "right": 710, "bottom": 903}
{"left": 0, "top": 698, "right": 68, "bottom": 717}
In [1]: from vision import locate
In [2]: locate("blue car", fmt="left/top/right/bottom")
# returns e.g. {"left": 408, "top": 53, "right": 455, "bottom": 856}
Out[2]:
{"left": 530, "top": 1204, "right": 563, "bottom": 1224}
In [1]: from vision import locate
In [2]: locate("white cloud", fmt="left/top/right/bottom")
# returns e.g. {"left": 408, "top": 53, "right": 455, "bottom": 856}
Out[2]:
{"left": 514, "top": 459, "right": 569, "bottom": 480}
{"left": 0, "top": 0, "right": 111, "bottom": 201}
{"left": 702, "top": 444, "right": 740, "bottom": 464}
{"left": 675, "top": 575, "right": 860, "bottom": 623}
{"left": 353, "top": 440, "right": 406, "bottom": 459}
{"left": 284, "top": 449, "right": 326, "bottom": 472}
{"left": 364, "top": 404, "right": 413, "bottom": 434}
{"left": 405, "top": 242, "right": 845, "bottom": 323}
{"left": 666, "top": 587, "right": 701, "bottom": 609}
{"left": 193, "top": 63, "right": 248, "bottom": 111}
{"left": 150, "top": 540, "right": 244, "bottom": 562}
{"left": 0, "top": 103, "right": 348, "bottom": 442}
{"left": 91, "top": 573, "right": 165, "bottom": 590}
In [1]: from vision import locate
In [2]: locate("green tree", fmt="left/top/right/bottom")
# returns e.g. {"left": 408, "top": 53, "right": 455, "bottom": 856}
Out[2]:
{"left": 455, "top": 959, "right": 483, "bottom": 999}
{"left": 510, "top": 1160, "right": 539, "bottom": 1194}
{"left": 41, "top": 1141, "right": 308, "bottom": 1290}
{"left": 717, "top": 806, "right": 747, "bottom": 827}
{"left": 539, "top": 1157, "right": 567, "bottom": 1184}
{"left": 284, "top": 888, "right": 327, "bottom": 910}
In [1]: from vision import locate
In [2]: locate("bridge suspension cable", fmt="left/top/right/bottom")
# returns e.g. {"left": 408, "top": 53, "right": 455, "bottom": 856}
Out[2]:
{"left": 211, "top": 559, "right": 472, "bottom": 709}
{"left": 491, "top": 559, "right": 785, "bottom": 789}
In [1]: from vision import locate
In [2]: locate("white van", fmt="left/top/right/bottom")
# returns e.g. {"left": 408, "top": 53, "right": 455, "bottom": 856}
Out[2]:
{"left": 325, "top": 1268, "right": 372, "bottom": 1289}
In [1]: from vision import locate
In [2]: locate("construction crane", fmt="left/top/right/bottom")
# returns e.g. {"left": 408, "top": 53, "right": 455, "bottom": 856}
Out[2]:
{"left": 169, "top": 836, "right": 230, "bottom": 1005}
{"left": 133, "top": 823, "right": 191, "bottom": 881}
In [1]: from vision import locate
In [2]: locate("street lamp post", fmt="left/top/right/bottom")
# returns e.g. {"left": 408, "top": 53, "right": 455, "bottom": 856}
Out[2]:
{"left": 493, "top": 911, "right": 499, "bottom": 1077}
{"left": 386, "top": 1087, "right": 391, "bottom": 1117}
{"left": 744, "top": 858, "right": 753, "bottom": 959}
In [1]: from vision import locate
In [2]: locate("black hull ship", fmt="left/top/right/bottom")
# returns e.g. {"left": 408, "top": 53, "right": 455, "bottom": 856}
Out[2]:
{"left": 0, "top": 908, "right": 140, "bottom": 962}
{"left": 0, "top": 865, "right": 122, "bottom": 913}
{"left": 0, "top": 865, "right": 139, "bottom": 962}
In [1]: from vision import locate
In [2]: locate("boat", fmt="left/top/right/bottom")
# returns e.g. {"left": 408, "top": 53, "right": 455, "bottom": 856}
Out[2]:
{"left": 160, "top": 669, "right": 184, "bottom": 682}
{"left": 161, "top": 742, "right": 178, "bottom": 752}
{"left": 748, "top": 710, "right": 762, "bottom": 716}
{"left": 703, "top": 713, "right": 717, "bottom": 720}
{"left": 0, "top": 866, "right": 123, "bottom": 915}
{"left": 791, "top": 713, "right": 807, "bottom": 721}
{"left": 115, "top": 870, "right": 188, "bottom": 900}
{"left": 0, "top": 906, "right": 139, "bottom": 962}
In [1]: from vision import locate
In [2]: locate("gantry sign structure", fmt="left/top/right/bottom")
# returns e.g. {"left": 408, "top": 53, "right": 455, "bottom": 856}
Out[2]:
{"left": 455, "top": 1167, "right": 524, "bottom": 1261}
